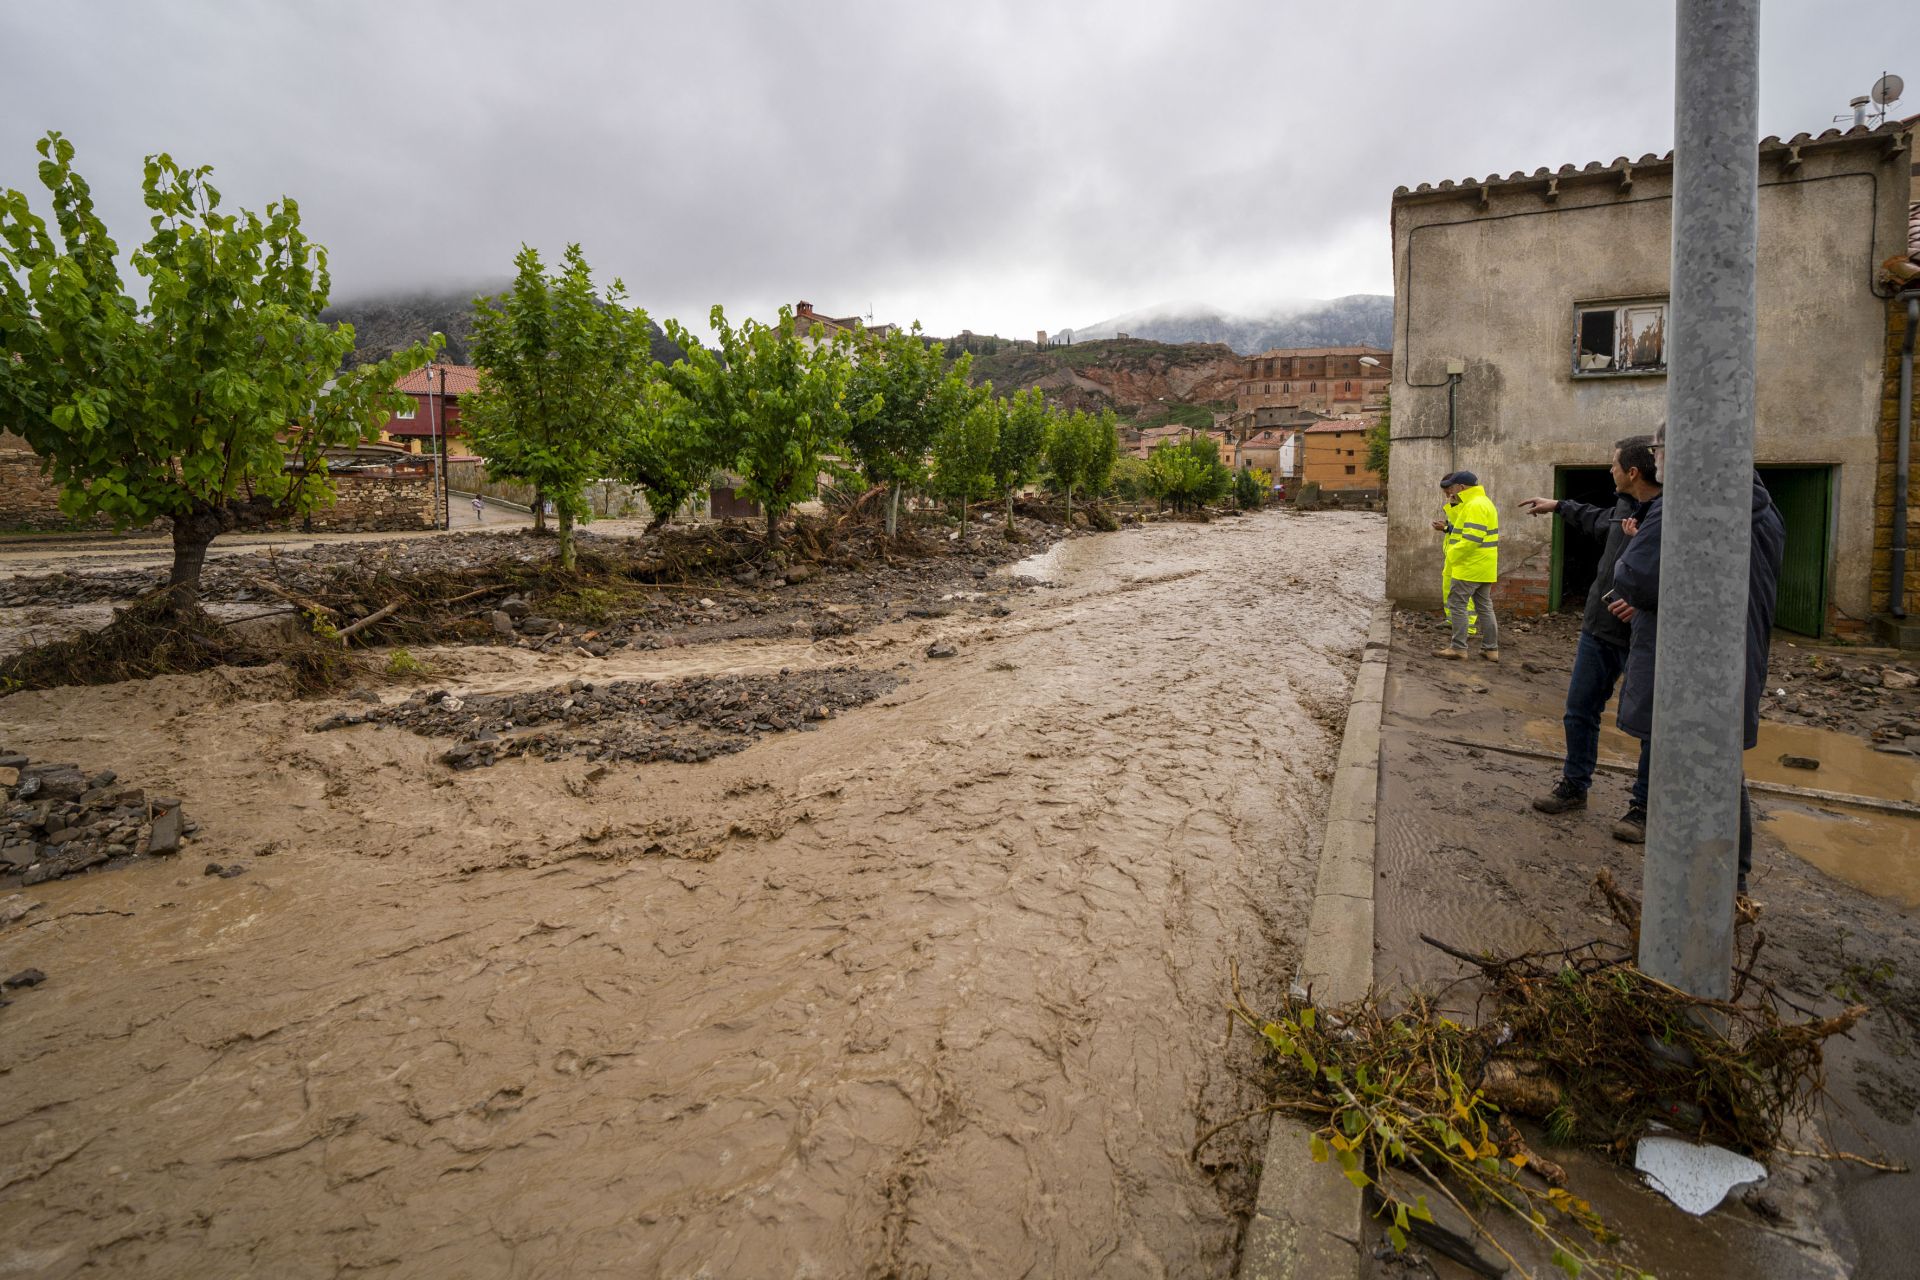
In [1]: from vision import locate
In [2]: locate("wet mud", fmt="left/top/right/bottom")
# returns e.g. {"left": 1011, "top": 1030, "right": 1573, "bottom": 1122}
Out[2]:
{"left": 0, "top": 508, "right": 1384, "bottom": 1278}
{"left": 1372, "top": 610, "right": 1920, "bottom": 1280}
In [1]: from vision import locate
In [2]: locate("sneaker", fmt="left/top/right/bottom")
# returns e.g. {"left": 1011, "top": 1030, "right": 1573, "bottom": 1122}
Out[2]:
{"left": 1481, "top": 649, "right": 1502, "bottom": 663}
{"left": 1532, "top": 779, "right": 1587, "bottom": 814}
{"left": 1430, "top": 647, "right": 1465, "bottom": 660}
{"left": 1612, "top": 806, "right": 1647, "bottom": 843}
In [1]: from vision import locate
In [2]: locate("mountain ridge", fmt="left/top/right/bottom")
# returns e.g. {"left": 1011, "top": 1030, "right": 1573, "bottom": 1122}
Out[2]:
{"left": 1062, "top": 295, "right": 1391, "bottom": 354}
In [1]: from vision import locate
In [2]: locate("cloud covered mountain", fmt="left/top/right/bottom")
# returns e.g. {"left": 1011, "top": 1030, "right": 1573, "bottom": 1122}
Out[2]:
{"left": 1064, "top": 296, "right": 1391, "bottom": 354}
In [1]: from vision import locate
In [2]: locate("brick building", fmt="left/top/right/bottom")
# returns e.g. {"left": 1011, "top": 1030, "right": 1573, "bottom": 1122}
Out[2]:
{"left": 380, "top": 364, "right": 480, "bottom": 454}
{"left": 1237, "top": 346, "right": 1391, "bottom": 420}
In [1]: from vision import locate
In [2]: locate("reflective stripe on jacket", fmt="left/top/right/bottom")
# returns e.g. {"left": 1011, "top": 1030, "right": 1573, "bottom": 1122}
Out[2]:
{"left": 1442, "top": 485, "right": 1499, "bottom": 582}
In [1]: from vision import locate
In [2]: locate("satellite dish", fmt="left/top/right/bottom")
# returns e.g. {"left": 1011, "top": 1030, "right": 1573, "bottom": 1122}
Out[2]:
{"left": 1871, "top": 73, "right": 1904, "bottom": 106}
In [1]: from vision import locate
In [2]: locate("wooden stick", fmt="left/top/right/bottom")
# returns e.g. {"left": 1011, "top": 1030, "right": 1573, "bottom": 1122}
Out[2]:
{"left": 337, "top": 600, "right": 402, "bottom": 642}
{"left": 245, "top": 573, "right": 337, "bottom": 618}
{"left": 441, "top": 584, "right": 506, "bottom": 606}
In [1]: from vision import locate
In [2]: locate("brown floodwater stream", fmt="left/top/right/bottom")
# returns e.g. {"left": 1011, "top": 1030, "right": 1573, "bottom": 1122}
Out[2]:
{"left": 0, "top": 510, "right": 1385, "bottom": 1278}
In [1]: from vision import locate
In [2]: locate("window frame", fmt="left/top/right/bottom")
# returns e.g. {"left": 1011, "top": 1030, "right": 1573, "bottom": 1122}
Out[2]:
{"left": 394, "top": 400, "right": 419, "bottom": 420}
{"left": 1571, "top": 296, "right": 1669, "bottom": 379}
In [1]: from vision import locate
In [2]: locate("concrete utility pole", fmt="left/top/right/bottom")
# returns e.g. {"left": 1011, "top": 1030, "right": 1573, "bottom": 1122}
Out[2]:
{"left": 1639, "top": 0, "right": 1760, "bottom": 999}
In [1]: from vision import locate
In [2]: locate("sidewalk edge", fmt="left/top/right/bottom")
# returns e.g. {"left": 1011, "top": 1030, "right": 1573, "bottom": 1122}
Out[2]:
{"left": 1238, "top": 600, "right": 1390, "bottom": 1280}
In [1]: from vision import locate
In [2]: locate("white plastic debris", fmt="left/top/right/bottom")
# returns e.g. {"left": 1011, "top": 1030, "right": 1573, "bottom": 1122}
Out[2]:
{"left": 1634, "top": 1135, "right": 1766, "bottom": 1214}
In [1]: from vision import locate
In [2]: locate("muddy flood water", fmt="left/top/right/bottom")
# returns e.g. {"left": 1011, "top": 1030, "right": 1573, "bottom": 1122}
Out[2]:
{"left": 0, "top": 510, "right": 1385, "bottom": 1278}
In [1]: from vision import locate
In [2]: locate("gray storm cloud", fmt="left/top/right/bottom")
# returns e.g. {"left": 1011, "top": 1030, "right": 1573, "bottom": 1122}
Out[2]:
{"left": 1, "top": 0, "right": 1907, "bottom": 337}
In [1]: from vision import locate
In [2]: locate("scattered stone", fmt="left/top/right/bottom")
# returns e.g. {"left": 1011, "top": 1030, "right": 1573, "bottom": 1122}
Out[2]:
{"left": 147, "top": 806, "right": 183, "bottom": 855}
{"left": 0, "top": 895, "right": 39, "bottom": 925}
{"left": 322, "top": 667, "right": 903, "bottom": 771}
{"left": 491, "top": 610, "right": 517, "bottom": 639}
{"left": 926, "top": 642, "right": 958, "bottom": 659}
{"left": 1778, "top": 755, "right": 1820, "bottom": 771}
{"left": 499, "top": 596, "right": 531, "bottom": 619}
{"left": 0, "top": 767, "right": 17, "bottom": 787}
{"left": 4, "top": 968, "right": 46, "bottom": 989}
{"left": 203, "top": 862, "right": 246, "bottom": 879}
{"left": 518, "top": 616, "right": 560, "bottom": 636}
{"left": 1882, "top": 669, "right": 1918, "bottom": 691}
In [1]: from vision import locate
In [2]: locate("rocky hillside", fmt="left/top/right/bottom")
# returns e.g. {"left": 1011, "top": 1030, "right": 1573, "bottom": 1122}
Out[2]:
{"left": 323, "top": 287, "right": 686, "bottom": 368}
{"left": 958, "top": 337, "right": 1244, "bottom": 415}
{"left": 1066, "top": 295, "right": 1392, "bottom": 354}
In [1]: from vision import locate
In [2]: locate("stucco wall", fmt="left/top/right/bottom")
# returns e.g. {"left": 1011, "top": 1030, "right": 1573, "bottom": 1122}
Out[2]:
{"left": 1386, "top": 128, "right": 1912, "bottom": 629}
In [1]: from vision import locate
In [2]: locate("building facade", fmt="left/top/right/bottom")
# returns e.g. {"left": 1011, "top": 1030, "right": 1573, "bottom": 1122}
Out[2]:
{"left": 1300, "top": 422, "right": 1381, "bottom": 497}
{"left": 380, "top": 364, "right": 479, "bottom": 454}
{"left": 1385, "top": 120, "right": 1914, "bottom": 636}
{"left": 1237, "top": 346, "right": 1391, "bottom": 420}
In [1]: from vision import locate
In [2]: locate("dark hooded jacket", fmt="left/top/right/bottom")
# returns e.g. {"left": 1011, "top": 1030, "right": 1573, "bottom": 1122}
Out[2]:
{"left": 1556, "top": 493, "right": 1637, "bottom": 650}
{"left": 1610, "top": 474, "right": 1786, "bottom": 749}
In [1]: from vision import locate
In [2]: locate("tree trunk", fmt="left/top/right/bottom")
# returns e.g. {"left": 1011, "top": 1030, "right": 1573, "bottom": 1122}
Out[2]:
{"left": 556, "top": 506, "right": 576, "bottom": 570}
{"left": 166, "top": 509, "right": 222, "bottom": 614}
{"left": 765, "top": 503, "right": 782, "bottom": 551}
{"left": 886, "top": 483, "right": 901, "bottom": 539}
{"left": 533, "top": 487, "right": 548, "bottom": 533}
{"left": 1065, "top": 482, "right": 1074, "bottom": 528}
{"left": 1005, "top": 491, "right": 1016, "bottom": 538}
{"left": 956, "top": 497, "right": 968, "bottom": 544}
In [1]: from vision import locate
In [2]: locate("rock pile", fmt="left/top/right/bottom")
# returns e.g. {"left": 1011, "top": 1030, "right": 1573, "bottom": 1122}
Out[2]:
{"left": 1, "top": 752, "right": 194, "bottom": 885}
{"left": 313, "top": 667, "right": 903, "bottom": 769}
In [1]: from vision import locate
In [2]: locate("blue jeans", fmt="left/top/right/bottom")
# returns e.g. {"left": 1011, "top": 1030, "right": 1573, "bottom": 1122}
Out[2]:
{"left": 1563, "top": 631, "right": 1647, "bottom": 806}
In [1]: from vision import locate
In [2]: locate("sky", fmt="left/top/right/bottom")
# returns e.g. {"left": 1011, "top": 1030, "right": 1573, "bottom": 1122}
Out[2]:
{"left": 0, "top": 1, "right": 1909, "bottom": 340}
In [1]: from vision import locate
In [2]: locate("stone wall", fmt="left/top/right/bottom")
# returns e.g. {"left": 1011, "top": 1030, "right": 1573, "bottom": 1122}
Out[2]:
{"left": 0, "top": 451, "right": 136, "bottom": 532}
{"left": 1872, "top": 298, "right": 1920, "bottom": 635}
{"left": 281, "top": 473, "right": 437, "bottom": 533}
{"left": 0, "top": 450, "right": 434, "bottom": 534}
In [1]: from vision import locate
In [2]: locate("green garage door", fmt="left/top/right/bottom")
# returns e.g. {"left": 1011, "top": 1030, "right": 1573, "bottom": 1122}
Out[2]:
{"left": 1757, "top": 467, "right": 1832, "bottom": 637}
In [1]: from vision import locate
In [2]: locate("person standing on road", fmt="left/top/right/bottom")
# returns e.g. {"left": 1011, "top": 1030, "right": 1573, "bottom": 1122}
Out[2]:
{"left": 1606, "top": 425, "right": 1785, "bottom": 895}
{"left": 1430, "top": 471, "right": 1499, "bottom": 661}
{"left": 1516, "top": 437, "right": 1660, "bottom": 832}
{"left": 472, "top": 494, "right": 485, "bottom": 524}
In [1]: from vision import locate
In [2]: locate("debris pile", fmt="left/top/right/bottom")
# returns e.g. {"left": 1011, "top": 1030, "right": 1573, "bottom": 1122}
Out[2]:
{"left": 1211, "top": 872, "right": 1897, "bottom": 1276}
{"left": 314, "top": 667, "right": 903, "bottom": 769}
{"left": 1, "top": 750, "right": 194, "bottom": 885}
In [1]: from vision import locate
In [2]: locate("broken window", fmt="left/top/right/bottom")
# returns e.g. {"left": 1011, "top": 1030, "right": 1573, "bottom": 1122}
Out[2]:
{"left": 1573, "top": 299, "right": 1668, "bottom": 376}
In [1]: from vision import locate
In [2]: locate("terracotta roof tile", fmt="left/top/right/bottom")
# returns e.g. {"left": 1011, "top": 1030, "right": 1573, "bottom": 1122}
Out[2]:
{"left": 394, "top": 365, "right": 482, "bottom": 395}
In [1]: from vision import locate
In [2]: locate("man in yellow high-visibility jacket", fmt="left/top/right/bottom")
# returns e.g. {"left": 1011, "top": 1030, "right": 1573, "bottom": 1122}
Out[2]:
{"left": 1429, "top": 470, "right": 1500, "bottom": 661}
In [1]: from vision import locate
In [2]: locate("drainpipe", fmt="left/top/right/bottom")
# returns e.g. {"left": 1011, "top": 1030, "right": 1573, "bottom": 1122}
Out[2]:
{"left": 1895, "top": 292, "right": 1918, "bottom": 619}
{"left": 1638, "top": 0, "right": 1759, "bottom": 1002}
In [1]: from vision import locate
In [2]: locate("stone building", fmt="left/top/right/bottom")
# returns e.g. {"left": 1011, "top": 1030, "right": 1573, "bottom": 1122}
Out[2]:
{"left": 1237, "top": 346, "right": 1391, "bottom": 420}
{"left": 1385, "top": 118, "right": 1915, "bottom": 638}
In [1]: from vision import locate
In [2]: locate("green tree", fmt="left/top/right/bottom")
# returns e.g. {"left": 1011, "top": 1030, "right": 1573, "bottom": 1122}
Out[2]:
{"left": 611, "top": 371, "right": 716, "bottom": 532}
{"left": 989, "top": 386, "right": 1049, "bottom": 536}
{"left": 1234, "top": 464, "right": 1265, "bottom": 510}
{"left": 0, "top": 132, "right": 429, "bottom": 611}
{"left": 1083, "top": 407, "right": 1119, "bottom": 498}
{"left": 1145, "top": 435, "right": 1233, "bottom": 513}
{"left": 1365, "top": 394, "right": 1391, "bottom": 490}
{"left": 662, "top": 305, "right": 853, "bottom": 550}
{"left": 463, "top": 244, "right": 651, "bottom": 570}
{"left": 930, "top": 390, "right": 1000, "bottom": 543}
{"left": 844, "top": 322, "right": 948, "bottom": 537}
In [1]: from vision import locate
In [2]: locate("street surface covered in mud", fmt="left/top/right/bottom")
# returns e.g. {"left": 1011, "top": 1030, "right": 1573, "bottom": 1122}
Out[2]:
{"left": 0, "top": 510, "right": 1384, "bottom": 1278}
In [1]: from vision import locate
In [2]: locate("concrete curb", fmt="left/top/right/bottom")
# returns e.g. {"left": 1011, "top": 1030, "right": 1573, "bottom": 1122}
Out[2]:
{"left": 1238, "top": 600, "right": 1391, "bottom": 1280}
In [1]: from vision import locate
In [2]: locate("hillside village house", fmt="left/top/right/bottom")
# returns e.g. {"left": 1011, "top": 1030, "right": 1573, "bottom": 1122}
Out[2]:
{"left": 1299, "top": 421, "right": 1382, "bottom": 498}
{"left": 380, "top": 364, "right": 479, "bottom": 456}
{"left": 1385, "top": 117, "right": 1917, "bottom": 638}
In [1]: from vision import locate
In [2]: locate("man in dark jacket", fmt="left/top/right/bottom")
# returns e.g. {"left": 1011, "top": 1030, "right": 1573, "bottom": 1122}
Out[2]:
{"left": 1608, "top": 427, "right": 1787, "bottom": 895}
{"left": 1518, "top": 437, "right": 1660, "bottom": 834}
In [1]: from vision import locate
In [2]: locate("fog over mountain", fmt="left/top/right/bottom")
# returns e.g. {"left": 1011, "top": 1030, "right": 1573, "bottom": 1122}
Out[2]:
{"left": 1065, "top": 296, "right": 1392, "bottom": 354}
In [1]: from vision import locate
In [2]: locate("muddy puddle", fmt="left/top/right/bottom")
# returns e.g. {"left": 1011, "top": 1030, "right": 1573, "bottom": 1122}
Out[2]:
{"left": 0, "top": 509, "right": 1386, "bottom": 1278}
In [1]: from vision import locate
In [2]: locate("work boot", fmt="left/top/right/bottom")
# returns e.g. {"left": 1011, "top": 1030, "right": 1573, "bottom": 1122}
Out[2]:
{"left": 1612, "top": 806, "right": 1647, "bottom": 844}
{"left": 1481, "top": 649, "right": 1502, "bottom": 663}
{"left": 1531, "top": 779, "right": 1586, "bottom": 814}
{"left": 1430, "top": 647, "right": 1465, "bottom": 660}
